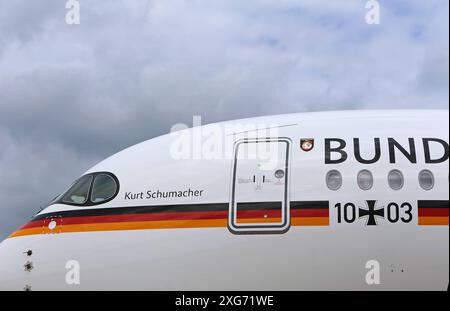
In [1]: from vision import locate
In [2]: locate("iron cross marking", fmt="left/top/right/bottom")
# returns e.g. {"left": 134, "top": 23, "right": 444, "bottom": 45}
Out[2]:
{"left": 359, "top": 200, "right": 385, "bottom": 226}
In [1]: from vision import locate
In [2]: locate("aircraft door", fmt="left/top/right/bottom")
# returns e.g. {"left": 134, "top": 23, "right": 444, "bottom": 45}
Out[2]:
{"left": 229, "top": 138, "right": 291, "bottom": 234}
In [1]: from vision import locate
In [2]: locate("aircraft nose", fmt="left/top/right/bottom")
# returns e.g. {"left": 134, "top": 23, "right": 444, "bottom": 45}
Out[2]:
{"left": 0, "top": 237, "right": 35, "bottom": 291}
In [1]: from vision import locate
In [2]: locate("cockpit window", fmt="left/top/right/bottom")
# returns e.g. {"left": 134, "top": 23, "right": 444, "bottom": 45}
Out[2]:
{"left": 62, "top": 175, "right": 93, "bottom": 205}
{"left": 91, "top": 174, "right": 117, "bottom": 203}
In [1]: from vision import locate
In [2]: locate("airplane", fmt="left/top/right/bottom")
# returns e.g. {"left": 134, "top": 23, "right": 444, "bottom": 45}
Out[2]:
{"left": 0, "top": 110, "right": 448, "bottom": 291}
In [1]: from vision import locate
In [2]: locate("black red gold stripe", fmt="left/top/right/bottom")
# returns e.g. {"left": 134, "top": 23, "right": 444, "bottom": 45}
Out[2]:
{"left": 9, "top": 201, "right": 330, "bottom": 238}
{"left": 234, "top": 201, "right": 329, "bottom": 225}
{"left": 291, "top": 201, "right": 329, "bottom": 226}
{"left": 236, "top": 202, "right": 282, "bottom": 223}
{"left": 418, "top": 200, "right": 449, "bottom": 226}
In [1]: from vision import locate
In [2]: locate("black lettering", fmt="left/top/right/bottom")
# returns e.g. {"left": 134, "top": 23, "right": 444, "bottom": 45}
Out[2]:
{"left": 387, "top": 203, "right": 400, "bottom": 223}
{"left": 335, "top": 203, "right": 357, "bottom": 223}
{"left": 400, "top": 202, "right": 413, "bottom": 223}
{"left": 124, "top": 192, "right": 144, "bottom": 200}
{"left": 388, "top": 138, "right": 417, "bottom": 164}
{"left": 423, "top": 138, "right": 449, "bottom": 164}
{"left": 325, "top": 139, "right": 347, "bottom": 164}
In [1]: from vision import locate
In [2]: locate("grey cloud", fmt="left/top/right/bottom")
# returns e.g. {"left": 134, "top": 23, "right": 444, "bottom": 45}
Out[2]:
{"left": 0, "top": 129, "right": 100, "bottom": 238}
{"left": 416, "top": 53, "right": 450, "bottom": 93}
{"left": 0, "top": 0, "right": 62, "bottom": 43}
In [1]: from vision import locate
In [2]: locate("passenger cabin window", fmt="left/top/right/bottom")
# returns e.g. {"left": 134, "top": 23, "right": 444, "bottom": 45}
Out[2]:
{"left": 388, "top": 170, "right": 404, "bottom": 190}
{"left": 357, "top": 170, "right": 374, "bottom": 191}
{"left": 91, "top": 174, "right": 117, "bottom": 203}
{"left": 419, "top": 170, "right": 435, "bottom": 191}
{"left": 62, "top": 175, "right": 93, "bottom": 205}
{"left": 326, "top": 170, "right": 342, "bottom": 191}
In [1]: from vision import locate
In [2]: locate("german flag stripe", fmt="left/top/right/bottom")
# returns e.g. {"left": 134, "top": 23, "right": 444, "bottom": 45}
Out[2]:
{"left": 291, "top": 201, "right": 329, "bottom": 210}
{"left": 291, "top": 209, "right": 329, "bottom": 217}
{"left": 419, "top": 217, "right": 449, "bottom": 226}
{"left": 235, "top": 203, "right": 282, "bottom": 223}
{"left": 9, "top": 220, "right": 230, "bottom": 238}
{"left": 31, "top": 203, "right": 229, "bottom": 221}
{"left": 291, "top": 217, "right": 329, "bottom": 227}
{"left": 10, "top": 201, "right": 330, "bottom": 238}
{"left": 19, "top": 211, "right": 230, "bottom": 229}
{"left": 418, "top": 200, "right": 449, "bottom": 226}
{"left": 418, "top": 200, "right": 449, "bottom": 209}
{"left": 237, "top": 210, "right": 281, "bottom": 219}
{"left": 418, "top": 208, "right": 449, "bottom": 217}
{"left": 291, "top": 201, "right": 329, "bottom": 226}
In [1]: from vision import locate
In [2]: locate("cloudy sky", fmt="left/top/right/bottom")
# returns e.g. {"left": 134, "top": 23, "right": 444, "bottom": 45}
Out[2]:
{"left": 0, "top": 0, "right": 448, "bottom": 239}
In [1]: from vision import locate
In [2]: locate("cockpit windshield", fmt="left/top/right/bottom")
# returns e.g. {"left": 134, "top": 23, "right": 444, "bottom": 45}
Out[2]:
{"left": 49, "top": 172, "right": 119, "bottom": 207}
{"left": 91, "top": 174, "right": 117, "bottom": 203}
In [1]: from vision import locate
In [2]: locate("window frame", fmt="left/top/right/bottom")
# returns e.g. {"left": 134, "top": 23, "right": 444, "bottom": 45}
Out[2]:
{"left": 418, "top": 169, "right": 435, "bottom": 191}
{"left": 388, "top": 169, "right": 405, "bottom": 191}
{"left": 57, "top": 172, "right": 120, "bottom": 207}
{"left": 90, "top": 173, "right": 119, "bottom": 204}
